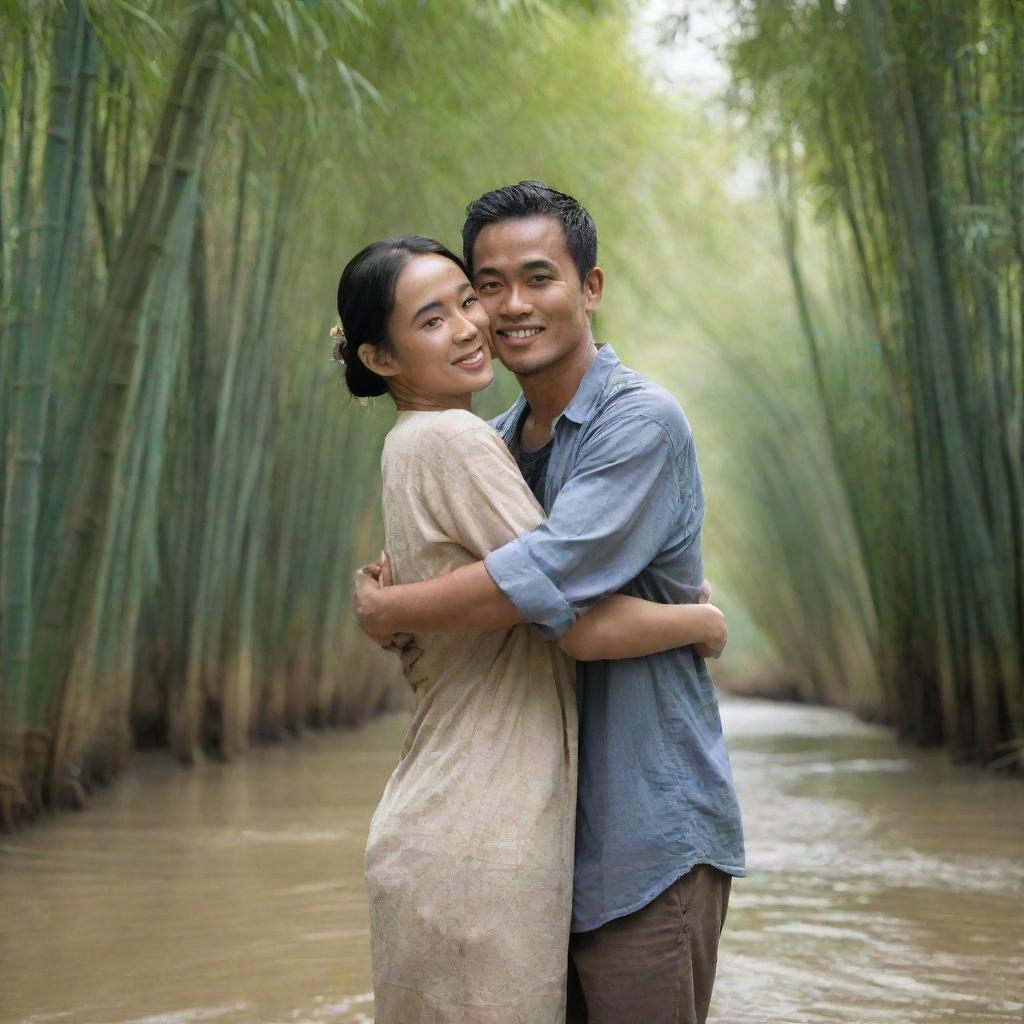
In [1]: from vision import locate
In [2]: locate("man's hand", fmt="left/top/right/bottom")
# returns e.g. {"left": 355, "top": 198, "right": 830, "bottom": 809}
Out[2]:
{"left": 353, "top": 553, "right": 394, "bottom": 647}
{"left": 694, "top": 578, "right": 727, "bottom": 660}
{"left": 370, "top": 551, "right": 393, "bottom": 589}
{"left": 353, "top": 553, "right": 425, "bottom": 672}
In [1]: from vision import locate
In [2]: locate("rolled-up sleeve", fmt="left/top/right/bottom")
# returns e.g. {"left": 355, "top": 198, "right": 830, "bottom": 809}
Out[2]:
{"left": 483, "top": 543, "right": 577, "bottom": 636}
{"left": 484, "top": 413, "right": 687, "bottom": 639}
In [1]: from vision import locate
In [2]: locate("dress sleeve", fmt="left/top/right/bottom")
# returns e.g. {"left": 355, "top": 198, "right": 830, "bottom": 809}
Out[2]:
{"left": 423, "top": 424, "right": 544, "bottom": 560}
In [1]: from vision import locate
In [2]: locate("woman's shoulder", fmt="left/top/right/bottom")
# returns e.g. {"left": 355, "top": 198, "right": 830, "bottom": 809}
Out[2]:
{"left": 385, "top": 410, "right": 514, "bottom": 490}
{"left": 395, "top": 409, "right": 500, "bottom": 454}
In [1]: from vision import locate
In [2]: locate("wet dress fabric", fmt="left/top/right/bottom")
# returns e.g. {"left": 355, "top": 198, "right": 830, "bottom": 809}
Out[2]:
{"left": 365, "top": 408, "right": 577, "bottom": 1024}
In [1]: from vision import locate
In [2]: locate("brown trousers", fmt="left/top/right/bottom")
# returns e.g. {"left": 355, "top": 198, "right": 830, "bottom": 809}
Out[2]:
{"left": 565, "top": 864, "right": 731, "bottom": 1024}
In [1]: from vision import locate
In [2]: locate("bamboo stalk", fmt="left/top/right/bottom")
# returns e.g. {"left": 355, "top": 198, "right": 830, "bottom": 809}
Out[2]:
{"left": 40, "top": 3, "right": 231, "bottom": 803}
{"left": 721, "top": 0, "right": 1022, "bottom": 766}
{"left": 1, "top": 0, "right": 89, "bottom": 821}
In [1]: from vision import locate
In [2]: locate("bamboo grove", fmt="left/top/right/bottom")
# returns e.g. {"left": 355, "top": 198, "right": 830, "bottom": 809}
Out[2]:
{"left": 1, "top": 0, "right": 768, "bottom": 826}
{"left": 4, "top": 0, "right": 1018, "bottom": 830}
{"left": 707, "top": 0, "right": 1023, "bottom": 768}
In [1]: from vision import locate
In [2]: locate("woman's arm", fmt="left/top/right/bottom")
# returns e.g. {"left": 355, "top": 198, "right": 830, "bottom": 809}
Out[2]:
{"left": 556, "top": 586, "right": 726, "bottom": 662}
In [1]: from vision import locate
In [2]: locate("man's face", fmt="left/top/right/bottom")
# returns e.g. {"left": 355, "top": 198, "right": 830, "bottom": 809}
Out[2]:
{"left": 471, "top": 215, "right": 602, "bottom": 377}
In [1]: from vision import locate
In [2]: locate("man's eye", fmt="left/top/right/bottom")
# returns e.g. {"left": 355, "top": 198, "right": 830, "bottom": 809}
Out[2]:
{"left": 531, "top": 275, "right": 550, "bottom": 284}
{"left": 477, "top": 281, "right": 500, "bottom": 292}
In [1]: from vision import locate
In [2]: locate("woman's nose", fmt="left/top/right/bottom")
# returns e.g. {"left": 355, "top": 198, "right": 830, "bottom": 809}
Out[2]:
{"left": 453, "top": 313, "right": 479, "bottom": 342}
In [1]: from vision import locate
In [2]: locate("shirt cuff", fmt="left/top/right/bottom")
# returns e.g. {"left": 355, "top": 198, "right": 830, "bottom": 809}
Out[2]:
{"left": 484, "top": 538, "right": 577, "bottom": 640}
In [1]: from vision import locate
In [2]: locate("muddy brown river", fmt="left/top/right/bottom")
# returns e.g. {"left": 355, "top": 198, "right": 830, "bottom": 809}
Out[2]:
{"left": 2, "top": 698, "right": 1022, "bottom": 1024}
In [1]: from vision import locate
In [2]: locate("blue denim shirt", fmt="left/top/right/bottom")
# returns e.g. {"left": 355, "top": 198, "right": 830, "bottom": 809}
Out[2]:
{"left": 485, "top": 345, "right": 746, "bottom": 933}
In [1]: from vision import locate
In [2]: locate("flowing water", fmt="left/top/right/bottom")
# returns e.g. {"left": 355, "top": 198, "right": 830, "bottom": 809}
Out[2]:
{"left": 2, "top": 698, "right": 1022, "bottom": 1024}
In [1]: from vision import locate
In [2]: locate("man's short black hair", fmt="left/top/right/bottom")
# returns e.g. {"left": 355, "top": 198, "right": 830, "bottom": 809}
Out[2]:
{"left": 462, "top": 180, "right": 598, "bottom": 287}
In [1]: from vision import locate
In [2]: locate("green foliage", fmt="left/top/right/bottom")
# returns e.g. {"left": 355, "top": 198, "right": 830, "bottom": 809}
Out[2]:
{"left": 2, "top": 0, "right": 778, "bottom": 824}
{"left": 713, "top": 0, "right": 1023, "bottom": 767}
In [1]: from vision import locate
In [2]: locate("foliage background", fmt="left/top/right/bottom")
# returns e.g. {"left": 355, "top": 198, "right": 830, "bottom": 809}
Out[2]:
{"left": 1, "top": 0, "right": 1020, "bottom": 827}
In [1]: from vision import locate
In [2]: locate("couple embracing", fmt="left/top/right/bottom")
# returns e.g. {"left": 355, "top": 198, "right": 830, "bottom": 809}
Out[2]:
{"left": 337, "top": 181, "right": 745, "bottom": 1024}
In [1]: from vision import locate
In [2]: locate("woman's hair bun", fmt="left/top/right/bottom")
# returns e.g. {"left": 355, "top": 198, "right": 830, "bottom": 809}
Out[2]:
{"left": 344, "top": 351, "right": 390, "bottom": 398}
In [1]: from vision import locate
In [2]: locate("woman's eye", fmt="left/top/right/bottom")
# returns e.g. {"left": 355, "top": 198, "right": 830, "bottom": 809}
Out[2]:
{"left": 463, "top": 295, "right": 478, "bottom": 308}
{"left": 424, "top": 317, "right": 442, "bottom": 329}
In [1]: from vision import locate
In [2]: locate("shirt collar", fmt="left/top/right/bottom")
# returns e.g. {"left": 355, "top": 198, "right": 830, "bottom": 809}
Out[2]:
{"left": 561, "top": 343, "right": 620, "bottom": 426}
{"left": 495, "top": 343, "right": 620, "bottom": 443}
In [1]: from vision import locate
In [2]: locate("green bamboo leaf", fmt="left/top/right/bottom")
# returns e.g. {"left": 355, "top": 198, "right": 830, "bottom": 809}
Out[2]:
{"left": 239, "top": 29, "right": 262, "bottom": 79}
{"left": 295, "top": 3, "right": 328, "bottom": 51}
{"left": 249, "top": 10, "right": 270, "bottom": 38}
{"left": 273, "top": 0, "right": 300, "bottom": 49}
{"left": 219, "top": 47, "right": 258, "bottom": 83}
{"left": 339, "top": 0, "right": 371, "bottom": 25}
{"left": 111, "top": 0, "right": 169, "bottom": 39}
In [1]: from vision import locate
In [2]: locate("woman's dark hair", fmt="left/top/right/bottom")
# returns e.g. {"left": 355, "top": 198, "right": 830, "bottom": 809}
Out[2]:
{"left": 335, "top": 236, "right": 469, "bottom": 398}
{"left": 461, "top": 180, "right": 597, "bottom": 286}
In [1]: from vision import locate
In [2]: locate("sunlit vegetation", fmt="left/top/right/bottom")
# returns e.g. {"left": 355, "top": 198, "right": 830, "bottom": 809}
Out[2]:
{"left": 705, "top": 0, "right": 1023, "bottom": 769}
{"left": 4, "top": 0, "right": 1016, "bottom": 830}
{"left": 0, "top": 0, "right": 780, "bottom": 826}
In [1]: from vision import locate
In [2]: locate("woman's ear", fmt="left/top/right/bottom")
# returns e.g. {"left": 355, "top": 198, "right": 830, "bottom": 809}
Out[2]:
{"left": 358, "top": 342, "right": 400, "bottom": 379}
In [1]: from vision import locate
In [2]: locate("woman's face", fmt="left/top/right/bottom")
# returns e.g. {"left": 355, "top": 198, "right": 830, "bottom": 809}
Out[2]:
{"left": 377, "top": 253, "right": 494, "bottom": 406}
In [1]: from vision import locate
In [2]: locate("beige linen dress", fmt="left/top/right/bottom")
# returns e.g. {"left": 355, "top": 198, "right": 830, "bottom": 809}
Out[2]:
{"left": 365, "top": 408, "right": 577, "bottom": 1024}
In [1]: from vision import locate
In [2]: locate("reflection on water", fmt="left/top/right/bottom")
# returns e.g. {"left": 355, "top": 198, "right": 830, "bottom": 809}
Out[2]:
{"left": 714, "top": 702, "right": 1024, "bottom": 1024}
{"left": 1, "top": 699, "right": 1022, "bottom": 1023}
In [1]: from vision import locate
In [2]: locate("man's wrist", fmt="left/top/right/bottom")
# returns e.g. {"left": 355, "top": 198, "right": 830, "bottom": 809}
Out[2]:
{"left": 702, "top": 602, "right": 716, "bottom": 635}
{"left": 362, "top": 584, "right": 392, "bottom": 637}
{"left": 354, "top": 571, "right": 398, "bottom": 644}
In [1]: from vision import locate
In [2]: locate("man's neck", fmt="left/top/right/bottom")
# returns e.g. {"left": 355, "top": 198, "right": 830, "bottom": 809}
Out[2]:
{"left": 516, "top": 338, "right": 598, "bottom": 443}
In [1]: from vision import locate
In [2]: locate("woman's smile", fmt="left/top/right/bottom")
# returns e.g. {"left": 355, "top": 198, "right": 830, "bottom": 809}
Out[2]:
{"left": 452, "top": 345, "right": 486, "bottom": 370}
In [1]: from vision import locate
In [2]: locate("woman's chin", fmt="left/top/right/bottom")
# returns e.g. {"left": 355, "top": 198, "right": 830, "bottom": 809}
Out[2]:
{"left": 468, "top": 367, "right": 496, "bottom": 393}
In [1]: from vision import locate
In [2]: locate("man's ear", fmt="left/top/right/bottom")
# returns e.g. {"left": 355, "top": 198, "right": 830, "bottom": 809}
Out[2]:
{"left": 358, "top": 342, "right": 400, "bottom": 379}
{"left": 583, "top": 266, "right": 604, "bottom": 317}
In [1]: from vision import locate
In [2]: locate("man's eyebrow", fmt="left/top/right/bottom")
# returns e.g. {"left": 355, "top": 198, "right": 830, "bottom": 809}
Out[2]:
{"left": 474, "top": 259, "right": 559, "bottom": 279}
{"left": 410, "top": 284, "right": 472, "bottom": 323}
{"left": 521, "top": 259, "right": 558, "bottom": 274}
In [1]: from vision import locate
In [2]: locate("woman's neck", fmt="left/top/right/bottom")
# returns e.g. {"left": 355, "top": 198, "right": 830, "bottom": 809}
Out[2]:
{"left": 390, "top": 385, "right": 473, "bottom": 413}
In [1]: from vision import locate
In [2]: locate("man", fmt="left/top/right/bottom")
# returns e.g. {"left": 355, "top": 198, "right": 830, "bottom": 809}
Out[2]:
{"left": 354, "top": 181, "right": 745, "bottom": 1024}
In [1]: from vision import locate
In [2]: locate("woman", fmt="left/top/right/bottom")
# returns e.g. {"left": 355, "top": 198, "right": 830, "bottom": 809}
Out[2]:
{"left": 334, "top": 237, "right": 726, "bottom": 1023}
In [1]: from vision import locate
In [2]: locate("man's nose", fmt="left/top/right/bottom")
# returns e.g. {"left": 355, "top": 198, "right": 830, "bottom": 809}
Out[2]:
{"left": 501, "top": 285, "right": 532, "bottom": 317}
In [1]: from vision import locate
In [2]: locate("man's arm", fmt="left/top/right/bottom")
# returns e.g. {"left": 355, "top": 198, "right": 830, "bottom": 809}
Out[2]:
{"left": 556, "top": 581, "right": 725, "bottom": 661}
{"left": 356, "top": 400, "right": 699, "bottom": 648}
{"left": 353, "top": 561, "right": 520, "bottom": 646}
{"left": 355, "top": 563, "right": 726, "bottom": 660}
{"left": 483, "top": 408, "right": 693, "bottom": 640}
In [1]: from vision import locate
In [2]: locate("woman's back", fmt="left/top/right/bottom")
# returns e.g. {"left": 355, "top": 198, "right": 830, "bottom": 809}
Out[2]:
{"left": 366, "top": 408, "right": 577, "bottom": 1023}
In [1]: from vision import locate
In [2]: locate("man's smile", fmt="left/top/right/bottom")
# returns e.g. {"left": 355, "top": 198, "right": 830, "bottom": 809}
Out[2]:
{"left": 498, "top": 326, "right": 545, "bottom": 343}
